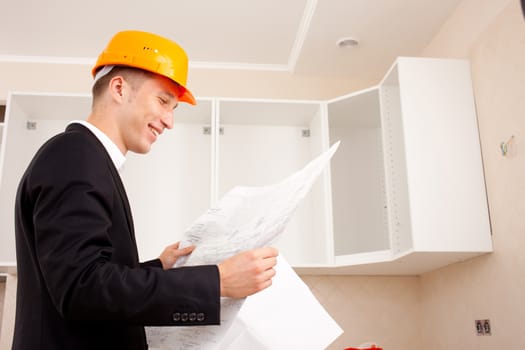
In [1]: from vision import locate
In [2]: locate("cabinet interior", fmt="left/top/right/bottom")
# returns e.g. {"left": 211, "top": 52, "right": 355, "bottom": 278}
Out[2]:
{"left": 218, "top": 100, "right": 330, "bottom": 265}
{"left": 328, "top": 89, "right": 390, "bottom": 257}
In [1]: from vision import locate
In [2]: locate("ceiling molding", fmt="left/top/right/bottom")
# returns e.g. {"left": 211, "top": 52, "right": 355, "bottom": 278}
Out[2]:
{"left": 287, "top": 0, "right": 318, "bottom": 72}
{"left": 0, "top": 55, "right": 95, "bottom": 65}
{"left": 0, "top": 55, "right": 291, "bottom": 72}
{"left": 189, "top": 61, "right": 290, "bottom": 71}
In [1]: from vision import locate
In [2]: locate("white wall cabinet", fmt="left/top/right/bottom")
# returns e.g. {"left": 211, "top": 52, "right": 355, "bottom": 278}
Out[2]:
{"left": 0, "top": 57, "right": 493, "bottom": 275}
{"left": 323, "top": 57, "right": 492, "bottom": 274}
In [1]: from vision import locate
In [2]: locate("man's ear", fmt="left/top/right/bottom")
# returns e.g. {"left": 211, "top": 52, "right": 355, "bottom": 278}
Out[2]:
{"left": 108, "top": 76, "right": 126, "bottom": 102}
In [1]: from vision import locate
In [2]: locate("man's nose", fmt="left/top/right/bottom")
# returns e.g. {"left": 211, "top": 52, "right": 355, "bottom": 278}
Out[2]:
{"left": 162, "top": 110, "right": 174, "bottom": 130}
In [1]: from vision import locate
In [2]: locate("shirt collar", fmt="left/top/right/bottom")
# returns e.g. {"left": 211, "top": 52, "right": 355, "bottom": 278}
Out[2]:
{"left": 68, "top": 120, "right": 126, "bottom": 172}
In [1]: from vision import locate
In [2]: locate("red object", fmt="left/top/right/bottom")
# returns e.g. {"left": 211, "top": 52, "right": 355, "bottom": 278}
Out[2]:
{"left": 345, "top": 346, "right": 383, "bottom": 350}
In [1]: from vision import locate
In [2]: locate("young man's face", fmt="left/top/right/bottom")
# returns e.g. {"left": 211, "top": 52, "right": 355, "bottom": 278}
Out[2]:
{"left": 118, "top": 73, "right": 180, "bottom": 154}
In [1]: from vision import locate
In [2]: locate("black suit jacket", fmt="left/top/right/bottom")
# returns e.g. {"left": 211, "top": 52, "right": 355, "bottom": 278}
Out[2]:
{"left": 13, "top": 123, "right": 220, "bottom": 349}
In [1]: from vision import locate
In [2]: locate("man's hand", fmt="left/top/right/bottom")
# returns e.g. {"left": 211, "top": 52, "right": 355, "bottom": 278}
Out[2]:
{"left": 218, "top": 247, "right": 278, "bottom": 298}
{"left": 158, "top": 242, "right": 195, "bottom": 269}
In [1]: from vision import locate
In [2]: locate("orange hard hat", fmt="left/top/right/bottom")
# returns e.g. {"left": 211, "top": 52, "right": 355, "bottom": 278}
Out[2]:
{"left": 92, "top": 30, "right": 196, "bottom": 105}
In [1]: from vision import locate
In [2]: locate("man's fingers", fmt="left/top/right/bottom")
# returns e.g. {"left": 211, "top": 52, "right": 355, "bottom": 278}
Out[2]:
{"left": 179, "top": 245, "right": 195, "bottom": 255}
{"left": 259, "top": 256, "right": 277, "bottom": 271}
{"left": 253, "top": 246, "right": 279, "bottom": 259}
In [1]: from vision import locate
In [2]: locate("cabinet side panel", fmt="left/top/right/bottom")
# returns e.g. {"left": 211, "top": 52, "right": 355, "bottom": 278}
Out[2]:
{"left": 380, "top": 73, "right": 414, "bottom": 256}
{"left": 397, "top": 58, "right": 492, "bottom": 252}
{"left": 307, "top": 108, "right": 331, "bottom": 263}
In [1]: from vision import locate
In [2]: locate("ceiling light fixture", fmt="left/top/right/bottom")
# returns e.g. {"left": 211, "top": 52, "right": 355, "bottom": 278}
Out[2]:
{"left": 336, "top": 37, "right": 359, "bottom": 48}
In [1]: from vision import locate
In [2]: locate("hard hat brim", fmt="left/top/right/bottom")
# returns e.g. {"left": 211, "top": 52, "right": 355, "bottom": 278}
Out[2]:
{"left": 179, "top": 86, "right": 196, "bottom": 105}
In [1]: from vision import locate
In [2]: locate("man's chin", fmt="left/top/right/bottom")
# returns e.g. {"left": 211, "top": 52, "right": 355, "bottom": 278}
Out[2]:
{"left": 131, "top": 144, "right": 153, "bottom": 155}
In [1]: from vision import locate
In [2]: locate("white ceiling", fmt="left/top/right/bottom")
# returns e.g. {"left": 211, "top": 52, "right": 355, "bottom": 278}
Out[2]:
{"left": 0, "top": 0, "right": 462, "bottom": 81}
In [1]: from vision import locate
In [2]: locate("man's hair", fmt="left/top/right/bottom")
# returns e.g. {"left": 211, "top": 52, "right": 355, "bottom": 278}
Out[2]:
{"left": 91, "top": 66, "right": 154, "bottom": 106}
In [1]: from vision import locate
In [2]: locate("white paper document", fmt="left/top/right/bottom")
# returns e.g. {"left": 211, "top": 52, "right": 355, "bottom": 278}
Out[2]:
{"left": 146, "top": 142, "right": 342, "bottom": 349}
{"left": 228, "top": 256, "right": 343, "bottom": 349}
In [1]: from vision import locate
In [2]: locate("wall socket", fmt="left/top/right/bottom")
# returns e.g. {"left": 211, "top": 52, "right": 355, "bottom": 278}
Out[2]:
{"left": 475, "top": 319, "right": 491, "bottom": 336}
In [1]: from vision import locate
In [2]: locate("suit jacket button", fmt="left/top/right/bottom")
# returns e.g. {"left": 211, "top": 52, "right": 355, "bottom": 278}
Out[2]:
{"left": 173, "top": 313, "right": 181, "bottom": 322}
{"left": 197, "top": 313, "right": 205, "bottom": 322}
{"left": 189, "top": 312, "right": 197, "bottom": 321}
{"left": 181, "top": 313, "right": 189, "bottom": 322}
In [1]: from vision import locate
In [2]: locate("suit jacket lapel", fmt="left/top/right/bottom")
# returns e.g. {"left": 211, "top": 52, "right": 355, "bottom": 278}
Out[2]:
{"left": 107, "top": 160, "right": 137, "bottom": 245}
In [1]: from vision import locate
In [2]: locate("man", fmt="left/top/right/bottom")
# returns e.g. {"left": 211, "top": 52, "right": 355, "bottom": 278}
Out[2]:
{"left": 12, "top": 30, "right": 278, "bottom": 349}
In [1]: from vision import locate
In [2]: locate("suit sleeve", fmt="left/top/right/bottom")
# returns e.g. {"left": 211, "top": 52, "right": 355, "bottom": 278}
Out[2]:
{"left": 140, "top": 259, "right": 163, "bottom": 269}
{"left": 27, "top": 133, "right": 220, "bottom": 326}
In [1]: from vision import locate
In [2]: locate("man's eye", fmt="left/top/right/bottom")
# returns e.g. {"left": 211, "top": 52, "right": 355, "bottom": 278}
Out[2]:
{"left": 159, "top": 97, "right": 167, "bottom": 105}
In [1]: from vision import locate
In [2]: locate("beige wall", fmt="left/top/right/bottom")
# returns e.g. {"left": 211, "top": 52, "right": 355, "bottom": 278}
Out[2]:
{"left": 1, "top": 0, "right": 524, "bottom": 349}
{"left": 303, "top": 275, "right": 422, "bottom": 349}
{"left": 419, "top": 0, "right": 525, "bottom": 348}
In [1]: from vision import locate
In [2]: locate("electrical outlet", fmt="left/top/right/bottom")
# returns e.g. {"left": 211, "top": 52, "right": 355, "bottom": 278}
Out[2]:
{"left": 475, "top": 319, "right": 491, "bottom": 336}
{"left": 475, "top": 320, "right": 484, "bottom": 336}
{"left": 483, "top": 319, "right": 491, "bottom": 335}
